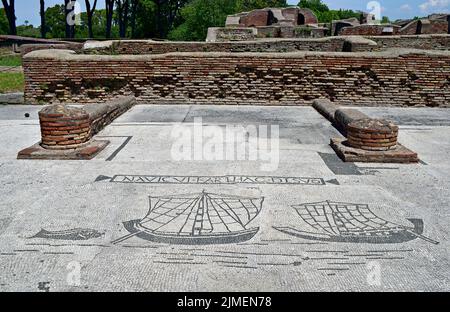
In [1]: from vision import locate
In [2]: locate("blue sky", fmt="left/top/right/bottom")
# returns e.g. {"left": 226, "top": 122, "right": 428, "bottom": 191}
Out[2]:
{"left": 4, "top": 0, "right": 450, "bottom": 26}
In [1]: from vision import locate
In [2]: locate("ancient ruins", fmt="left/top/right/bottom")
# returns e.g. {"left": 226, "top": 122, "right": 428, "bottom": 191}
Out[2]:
{"left": 206, "top": 7, "right": 450, "bottom": 41}
{"left": 1, "top": 4, "right": 450, "bottom": 294}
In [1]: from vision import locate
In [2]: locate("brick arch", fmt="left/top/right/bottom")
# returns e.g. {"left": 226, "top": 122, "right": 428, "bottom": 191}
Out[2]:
{"left": 297, "top": 8, "right": 318, "bottom": 25}
{"left": 298, "top": 13, "right": 305, "bottom": 25}
{"left": 267, "top": 10, "right": 278, "bottom": 26}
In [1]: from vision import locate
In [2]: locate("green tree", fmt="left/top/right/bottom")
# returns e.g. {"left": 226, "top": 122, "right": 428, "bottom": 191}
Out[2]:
{"left": 17, "top": 24, "right": 41, "bottom": 38}
{"left": 381, "top": 16, "right": 390, "bottom": 24}
{"left": 44, "top": 4, "right": 65, "bottom": 38}
{"left": 236, "top": 0, "right": 287, "bottom": 11}
{"left": 298, "top": 0, "right": 362, "bottom": 23}
{"left": 168, "top": 0, "right": 237, "bottom": 41}
{"left": 298, "top": 0, "right": 328, "bottom": 12}
{"left": 134, "top": 0, "right": 158, "bottom": 38}
{"left": 169, "top": 0, "right": 287, "bottom": 41}
{"left": 1, "top": 0, "right": 17, "bottom": 35}
{"left": 0, "top": 8, "right": 9, "bottom": 34}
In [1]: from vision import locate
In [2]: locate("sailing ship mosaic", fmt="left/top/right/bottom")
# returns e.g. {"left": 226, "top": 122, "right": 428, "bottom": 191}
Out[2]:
{"left": 112, "top": 191, "right": 264, "bottom": 245}
{"left": 28, "top": 194, "right": 438, "bottom": 246}
{"left": 274, "top": 201, "right": 439, "bottom": 245}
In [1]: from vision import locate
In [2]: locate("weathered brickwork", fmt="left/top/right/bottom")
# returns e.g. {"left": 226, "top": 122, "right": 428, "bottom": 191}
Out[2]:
{"left": 365, "top": 35, "right": 450, "bottom": 51}
{"left": 339, "top": 25, "right": 401, "bottom": 36}
{"left": 347, "top": 119, "right": 398, "bottom": 151}
{"left": 79, "top": 35, "right": 450, "bottom": 56}
{"left": 20, "top": 42, "right": 84, "bottom": 56}
{"left": 39, "top": 105, "right": 91, "bottom": 149}
{"left": 97, "top": 38, "right": 347, "bottom": 54}
{"left": 399, "top": 20, "right": 420, "bottom": 35}
{"left": 17, "top": 96, "right": 135, "bottom": 160}
{"left": 24, "top": 49, "right": 450, "bottom": 107}
{"left": 419, "top": 19, "right": 448, "bottom": 34}
{"left": 208, "top": 27, "right": 257, "bottom": 42}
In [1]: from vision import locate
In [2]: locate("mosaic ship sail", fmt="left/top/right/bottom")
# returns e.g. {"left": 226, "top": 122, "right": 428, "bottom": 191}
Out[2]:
{"left": 112, "top": 191, "right": 264, "bottom": 245}
{"left": 274, "top": 201, "right": 438, "bottom": 244}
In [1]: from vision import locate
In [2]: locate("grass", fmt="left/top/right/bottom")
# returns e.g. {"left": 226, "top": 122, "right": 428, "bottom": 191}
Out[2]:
{"left": 0, "top": 55, "right": 22, "bottom": 67}
{"left": 0, "top": 72, "right": 25, "bottom": 93}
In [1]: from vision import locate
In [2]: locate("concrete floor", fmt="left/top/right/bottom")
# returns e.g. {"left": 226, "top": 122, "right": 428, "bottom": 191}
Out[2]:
{"left": 0, "top": 104, "right": 448, "bottom": 292}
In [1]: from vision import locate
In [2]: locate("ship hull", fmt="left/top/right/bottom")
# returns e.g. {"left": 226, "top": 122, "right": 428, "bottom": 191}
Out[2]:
{"left": 274, "top": 226, "right": 421, "bottom": 244}
{"left": 123, "top": 220, "right": 259, "bottom": 245}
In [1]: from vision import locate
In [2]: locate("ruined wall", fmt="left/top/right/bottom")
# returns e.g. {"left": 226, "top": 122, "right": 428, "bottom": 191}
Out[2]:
{"left": 419, "top": 19, "right": 448, "bottom": 34}
{"left": 368, "top": 35, "right": 450, "bottom": 51}
{"left": 240, "top": 9, "right": 269, "bottom": 27}
{"left": 207, "top": 27, "right": 257, "bottom": 42}
{"left": 24, "top": 49, "right": 450, "bottom": 107}
{"left": 399, "top": 20, "right": 420, "bottom": 35}
{"left": 339, "top": 25, "right": 401, "bottom": 36}
{"left": 20, "top": 42, "right": 83, "bottom": 56}
{"left": 91, "top": 38, "right": 347, "bottom": 54}
{"left": 298, "top": 8, "right": 319, "bottom": 25}
{"left": 78, "top": 35, "right": 449, "bottom": 56}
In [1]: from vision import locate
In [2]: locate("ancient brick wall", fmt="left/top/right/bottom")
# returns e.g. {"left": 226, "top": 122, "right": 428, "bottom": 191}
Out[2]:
{"left": 368, "top": 35, "right": 450, "bottom": 51}
{"left": 24, "top": 49, "right": 450, "bottom": 107}
{"left": 419, "top": 19, "right": 448, "bottom": 34}
{"left": 76, "top": 35, "right": 449, "bottom": 56}
{"left": 98, "top": 38, "right": 347, "bottom": 54}
{"left": 339, "top": 25, "right": 401, "bottom": 36}
{"left": 20, "top": 42, "right": 83, "bottom": 56}
{"left": 399, "top": 20, "right": 420, "bottom": 35}
{"left": 208, "top": 28, "right": 257, "bottom": 42}
{"left": 241, "top": 10, "right": 269, "bottom": 27}
{"left": 298, "top": 8, "right": 318, "bottom": 25}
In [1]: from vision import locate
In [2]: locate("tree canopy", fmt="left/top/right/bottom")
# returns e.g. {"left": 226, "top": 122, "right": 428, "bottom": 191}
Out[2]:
{"left": 298, "top": 0, "right": 390, "bottom": 24}
{"left": 0, "top": 0, "right": 391, "bottom": 41}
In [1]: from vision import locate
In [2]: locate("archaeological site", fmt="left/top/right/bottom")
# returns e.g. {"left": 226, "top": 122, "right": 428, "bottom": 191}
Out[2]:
{"left": 0, "top": 0, "right": 449, "bottom": 297}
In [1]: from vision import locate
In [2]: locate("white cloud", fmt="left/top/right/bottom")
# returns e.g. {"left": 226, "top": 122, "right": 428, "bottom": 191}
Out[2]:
{"left": 400, "top": 4, "right": 412, "bottom": 12}
{"left": 419, "top": 0, "right": 450, "bottom": 13}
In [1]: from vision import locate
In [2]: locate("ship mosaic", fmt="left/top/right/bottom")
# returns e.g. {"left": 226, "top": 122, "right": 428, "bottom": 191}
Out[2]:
{"left": 112, "top": 191, "right": 264, "bottom": 245}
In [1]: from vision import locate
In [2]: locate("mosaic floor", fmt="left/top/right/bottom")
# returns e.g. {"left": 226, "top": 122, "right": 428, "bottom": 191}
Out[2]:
{"left": 0, "top": 105, "right": 448, "bottom": 291}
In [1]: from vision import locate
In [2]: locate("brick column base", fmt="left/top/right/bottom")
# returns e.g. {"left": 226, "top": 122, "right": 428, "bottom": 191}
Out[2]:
{"left": 39, "top": 105, "right": 91, "bottom": 150}
{"left": 347, "top": 119, "right": 398, "bottom": 151}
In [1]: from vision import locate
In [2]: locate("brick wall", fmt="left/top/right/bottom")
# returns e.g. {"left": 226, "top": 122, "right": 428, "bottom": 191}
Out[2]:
{"left": 24, "top": 49, "right": 450, "bottom": 107}
{"left": 20, "top": 42, "right": 84, "bottom": 56}
{"left": 399, "top": 20, "right": 419, "bottom": 35}
{"left": 363, "top": 35, "right": 450, "bottom": 51}
{"left": 92, "top": 38, "right": 347, "bottom": 55}
{"left": 420, "top": 19, "right": 448, "bottom": 34}
{"left": 77, "top": 35, "right": 450, "bottom": 57}
{"left": 339, "top": 25, "right": 401, "bottom": 36}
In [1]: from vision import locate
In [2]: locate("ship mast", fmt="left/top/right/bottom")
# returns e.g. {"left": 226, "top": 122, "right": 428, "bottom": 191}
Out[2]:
{"left": 192, "top": 190, "right": 207, "bottom": 236}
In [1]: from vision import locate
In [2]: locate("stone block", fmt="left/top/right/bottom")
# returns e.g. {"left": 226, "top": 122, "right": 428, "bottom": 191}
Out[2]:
{"left": 312, "top": 99, "right": 339, "bottom": 122}
{"left": 330, "top": 138, "right": 418, "bottom": 163}
{"left": 17, "top": 140, "right": 110, "bottom": 160}
{"left": 334, "top": 108, "right": 369, "bottom": 134}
